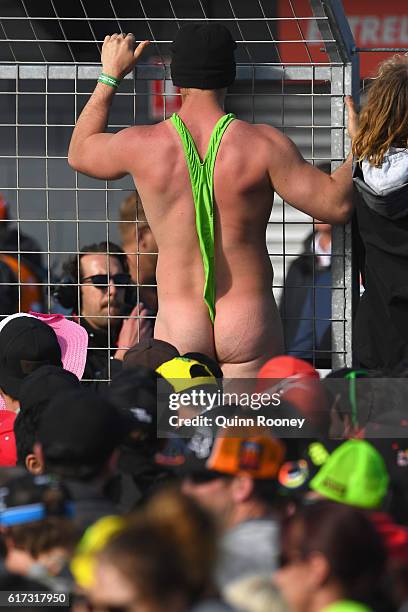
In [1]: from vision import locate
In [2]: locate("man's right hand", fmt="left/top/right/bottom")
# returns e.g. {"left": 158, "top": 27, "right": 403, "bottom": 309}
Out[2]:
{"left": 101, "top": 34, "right": 150, "bottom": 80}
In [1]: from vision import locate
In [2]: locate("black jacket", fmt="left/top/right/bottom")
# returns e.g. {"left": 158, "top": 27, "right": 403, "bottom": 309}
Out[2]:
{"left": 81, "top": 319, "right": 122, "bottom": 386}
{"left": 353, "top": 161, "right": 408, "bottom": 370}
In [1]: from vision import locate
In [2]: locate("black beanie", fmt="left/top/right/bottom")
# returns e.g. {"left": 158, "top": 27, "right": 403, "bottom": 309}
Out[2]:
{"left": 171, "top": 23, "right": 237, "bottom": 90}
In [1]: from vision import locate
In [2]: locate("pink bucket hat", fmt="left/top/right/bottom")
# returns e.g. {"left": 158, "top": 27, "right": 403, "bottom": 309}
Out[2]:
{"left": 0, "top": 313, "right": 88, "bottom": 410}
{"left": 29, "top": 312, "right": 88, "bottom": 379}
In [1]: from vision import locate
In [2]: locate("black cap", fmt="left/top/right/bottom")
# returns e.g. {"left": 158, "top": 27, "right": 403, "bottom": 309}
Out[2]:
{"left": 124, "top": 338, "right": 179, "bottom": 372}
{"left": 0, "top": 317, "right": 62, "bottom": 399}
{"left": 109, "top": 367, "right": 158, "bottom": 444}
{"left": 19, "top": 365, "right": 80, "bottom": 414}
{"left": 171, "top": 23, "right": 237, "bottom": 90}
{"left": 37, "top": 389, "right": 126, "bottom": 466}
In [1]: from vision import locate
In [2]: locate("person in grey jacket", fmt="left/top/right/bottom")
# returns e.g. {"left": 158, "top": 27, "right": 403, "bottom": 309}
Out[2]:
{"left": 181, "top": 426, "right": 285, "bottom": 590}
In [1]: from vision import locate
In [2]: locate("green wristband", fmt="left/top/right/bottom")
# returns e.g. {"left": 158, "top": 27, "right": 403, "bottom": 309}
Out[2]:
{"left": 98, "top": 73, "right": 121, "bottom": 88}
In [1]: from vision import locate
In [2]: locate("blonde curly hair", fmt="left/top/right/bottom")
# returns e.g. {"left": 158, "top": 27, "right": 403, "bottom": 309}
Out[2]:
{"left": 353, "top": 54, "right": 408, "bottom": 167}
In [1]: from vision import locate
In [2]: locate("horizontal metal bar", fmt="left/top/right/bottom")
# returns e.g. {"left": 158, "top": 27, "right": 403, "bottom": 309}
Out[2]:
{"left": 0, "top": 16, "right": 329, "bottom": 21}
{"left": 0, "top": 64, "right": 338, "bottom": 80}
{"left": 0, "top": 38, "right": 334, "bottom": 44}
{"left": 0, "top": 92, "right": 338, "bottom": 97}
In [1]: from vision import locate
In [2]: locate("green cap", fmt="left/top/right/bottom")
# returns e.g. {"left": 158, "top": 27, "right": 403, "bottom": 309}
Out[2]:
{"left": 310, "top": 440, "right": 389, "bottom": 509}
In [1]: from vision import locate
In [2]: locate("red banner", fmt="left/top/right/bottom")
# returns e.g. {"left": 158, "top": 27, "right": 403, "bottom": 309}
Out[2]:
{"left": 277, "top": 0, "right": 408, "bottom": 78}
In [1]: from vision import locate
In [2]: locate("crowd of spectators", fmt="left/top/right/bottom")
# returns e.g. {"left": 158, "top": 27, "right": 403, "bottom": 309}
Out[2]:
{"left": 0, "top": 308, "right": 407, "bottom": 612}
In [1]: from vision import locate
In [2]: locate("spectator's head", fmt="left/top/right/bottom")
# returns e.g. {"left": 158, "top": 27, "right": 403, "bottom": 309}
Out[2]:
{"left": 14, "top": 365, "right": 80, "bottom": 474}
{"left": 274, "top": 502, "right": 387, "bottom": 610}
{"left": 182, "top": 426, "right": 285, "bottom": 529}
{"left": 123, "top": 338, "right": 179, "bottom": 371}
{"left": 0, "top": 314, "right": 62, "bottom": 411}
{"left": 156, "top": 356, "right": 219, "bottom": 398}
{"left": 62, "top": 241, "right": 131, "bottom": 329}
{"left": 109, "top": 366, "right": 168, "bottom": 456}
{"left": 353, "top": 54, "right": 408, "bottom": 166}
{"left": 256, "top": 356, "right": 330, "bottom": 435}
{"left": 0, "top": 472, "right": 78, "bottom": 578}
{"left": 119, "top": 192, "right": 158, "bottom": 286}
{"left": 309, "top": 439, "right": 389, "bottom": 510}
{"left": 325, "top": 367, "right": 372, "bottom": 436}
{"left": 171, "top": 23, "right": 236, "bottom": 99}
{"left": 35, "top": 388, "right": 126, "bottom": 481}
{"left": 89, "top": 488, "right": 217, "bottom": 612}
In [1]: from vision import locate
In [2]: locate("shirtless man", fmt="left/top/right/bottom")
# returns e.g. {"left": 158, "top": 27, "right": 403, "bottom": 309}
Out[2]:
{"left": 68, "top": 24, "right": 357, "bottom": 378}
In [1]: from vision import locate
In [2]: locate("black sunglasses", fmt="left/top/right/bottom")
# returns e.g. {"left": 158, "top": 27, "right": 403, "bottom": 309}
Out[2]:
{"left": 81, "top": 273, "right": 131, "bottom": 289}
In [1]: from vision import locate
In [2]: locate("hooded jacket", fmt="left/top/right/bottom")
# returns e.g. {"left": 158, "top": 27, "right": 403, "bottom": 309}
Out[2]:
{"left": 353, "top": 153, "right": 408, "bottom": 370}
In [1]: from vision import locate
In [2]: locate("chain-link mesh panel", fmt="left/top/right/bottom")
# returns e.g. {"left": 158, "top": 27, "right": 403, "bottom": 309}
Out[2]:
{"left": 0, "top": 0, "right": 357, "bottom": 381}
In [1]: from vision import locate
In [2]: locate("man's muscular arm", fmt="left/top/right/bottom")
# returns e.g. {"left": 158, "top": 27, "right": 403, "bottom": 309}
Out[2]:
{"left": 68, "top": 34, "right": 149, "bottom": 179}
{"left": 267, "top": 96, "right": 358, "bottom": 224}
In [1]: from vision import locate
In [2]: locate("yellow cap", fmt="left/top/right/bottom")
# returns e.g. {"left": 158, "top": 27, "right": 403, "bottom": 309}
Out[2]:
{"left": 156, "top": 356, "right": 217, "bottom": 393}
{"left": 70, "top": 515, "right": 125, "bottom": 589}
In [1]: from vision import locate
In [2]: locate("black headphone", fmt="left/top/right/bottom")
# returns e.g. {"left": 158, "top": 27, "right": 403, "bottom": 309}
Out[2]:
{"left": 52, "top": 274, "right": 81, "bottom": 312}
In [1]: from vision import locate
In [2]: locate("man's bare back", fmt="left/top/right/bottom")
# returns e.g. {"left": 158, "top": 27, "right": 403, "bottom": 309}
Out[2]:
{"left": 68, "top": 31, "right": 357, "bottom": 378}
{"left": 126, "top": 111, "right": 285, "bottom": 377}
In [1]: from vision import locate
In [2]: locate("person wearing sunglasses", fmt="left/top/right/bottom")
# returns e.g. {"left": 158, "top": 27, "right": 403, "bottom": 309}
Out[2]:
{"left": 60, "top": 242, "right": 152, "bottom": 385}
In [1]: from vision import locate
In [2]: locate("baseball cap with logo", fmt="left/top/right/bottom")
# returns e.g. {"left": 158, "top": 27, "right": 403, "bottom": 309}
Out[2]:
{"left": 156, "top": 356, "right": 217, "bottom": 393}
{"left": 207, "top": 427, "right": 285, "bottom": 480}
{"left": 0, "top": 315, "right": 62, "bottom": 399}
{"left": 310, "top": 439, "right": 389, "bottom": 509}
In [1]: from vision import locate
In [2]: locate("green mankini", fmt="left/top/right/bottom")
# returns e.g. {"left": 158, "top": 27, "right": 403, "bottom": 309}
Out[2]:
{"left": 170, "top": 112, "right": 236, "bottom": 323}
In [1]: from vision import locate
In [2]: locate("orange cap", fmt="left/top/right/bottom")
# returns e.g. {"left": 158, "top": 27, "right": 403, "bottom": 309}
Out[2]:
{"left": 206, "top": 427, "right": 285, "bottom": 479}
{"left": 256, "top": 356, "right": 319, "bottom": 391}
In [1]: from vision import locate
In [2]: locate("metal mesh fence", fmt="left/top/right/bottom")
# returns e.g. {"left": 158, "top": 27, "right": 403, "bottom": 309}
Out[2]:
{"left": 0, "top": 0, "right": 358, "bottom": 380}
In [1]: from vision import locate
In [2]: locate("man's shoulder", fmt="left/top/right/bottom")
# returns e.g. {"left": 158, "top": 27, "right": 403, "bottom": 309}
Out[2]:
{"left": 124, "top": 120, "right": 172, "bottom": 139}
{"left": 231, "top": 121, "right": 293, "bottom": 156}
{"left": 253, "top": 122, "right": 292, "bottom": 146}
